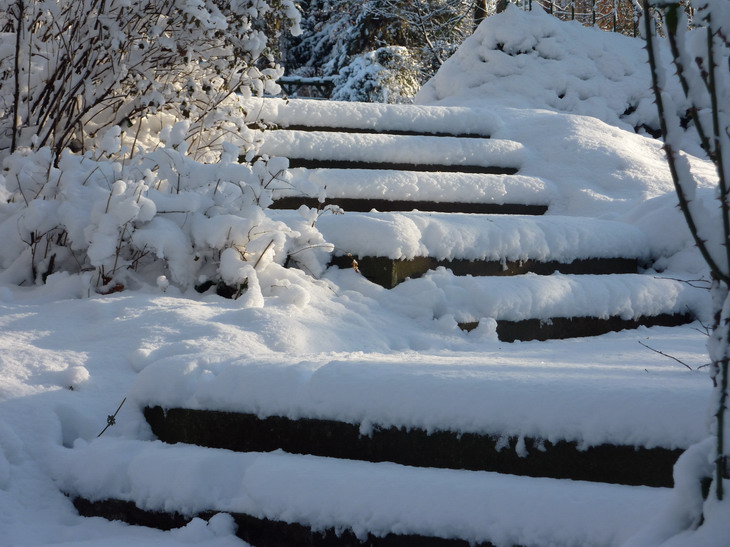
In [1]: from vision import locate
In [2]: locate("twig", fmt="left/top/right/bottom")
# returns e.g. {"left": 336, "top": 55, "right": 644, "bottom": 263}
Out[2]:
{"left": 638, "top": 340, "right": 693, "bottom": 370}
{"left": 97, "top": 397, "right": 126, "bottom": 437}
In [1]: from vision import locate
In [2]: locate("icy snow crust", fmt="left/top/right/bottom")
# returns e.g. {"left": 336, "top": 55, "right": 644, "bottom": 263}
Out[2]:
{"left": 302, "top": 211, "right": 651, "bottom": 261}
{"left": 57, "top": 437, "right": 669, "bottom": 546}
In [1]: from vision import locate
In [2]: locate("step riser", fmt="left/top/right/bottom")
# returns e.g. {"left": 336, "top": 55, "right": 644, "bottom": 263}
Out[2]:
{"left": 144, "top": 406, "right": 681, "bottom": 487}
{"left": 255, "top": 125, "right": 491, "bottom": 139}
{"left": 330, "top": 256, "right": 639, "bottom": 289}
{"left": 480, "top": 312, "right": 694, "bottom": 342}
{"left": 284, "top": 158, "right": 519, "bottom": 175}
{"left": 72, "top": 497, "right": 496, "bottom": 547}
{"left": 271, "top": 197, "right": 548, "bottom": 215}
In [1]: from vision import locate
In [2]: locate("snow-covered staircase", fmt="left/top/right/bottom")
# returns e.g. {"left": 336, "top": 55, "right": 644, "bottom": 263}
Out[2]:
{"left": 62, "top": 100, "right": 706, "bottom": 546}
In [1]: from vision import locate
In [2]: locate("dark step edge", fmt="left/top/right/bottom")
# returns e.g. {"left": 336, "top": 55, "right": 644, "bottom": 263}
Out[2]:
{"left": 71, "top": 496, "right": 498, "bottom": 547}
{"left": 468, "top": 312, "right": 694, "bottom": 342}
{"left": 286, "top": 159, "right": 518, "bottom": 175}
{"left": 144, "top": 406, "right": 682, "bottom": 488}
{"left": 249, "top": 123, "right": 491, "bottom": 139}
{"left": 329, "top": 255, "right": 639, "bottom": 289}
{"left": 271, "top": 197, "right": 548, "bottom": 215}
{"left": 243, "top": 155, "right": 518, "bottom": 175}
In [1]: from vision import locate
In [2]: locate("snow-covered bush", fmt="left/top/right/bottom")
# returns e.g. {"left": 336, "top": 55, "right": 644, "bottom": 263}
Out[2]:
{"left": 0, "top": 0, "right": 301, "bottom": 157}
{"left": 0, "top": 134, "right": 332, "bottom": 294}
{"left": 0, "top": 0, "right": 335, "bottom": 296}
{"left": 331, "top": 47, "right": 422, "bottom": 103}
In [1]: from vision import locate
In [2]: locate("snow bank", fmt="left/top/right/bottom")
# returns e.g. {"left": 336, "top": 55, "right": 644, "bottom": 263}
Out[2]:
{"left": 56, "top": 438, "right": 670, "bottom": 546}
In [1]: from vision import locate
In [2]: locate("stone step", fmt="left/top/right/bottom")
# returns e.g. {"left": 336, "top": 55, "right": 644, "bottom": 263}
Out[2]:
{"left": 255, "top": 132, "right": 524, "bottom": 175}
{"left": 72, "top": 498, "right": 496, "bottom": 547}
{"left": 243, "top": 97, "right": 501, "bottom": 138}
{"left": 330, "top": 255, "right": 637, "bottom": 288}
{"left": 59, "top": 438, "right": 670, "bottom": 546}
{"left": 385, "top": 272, "right": 699, "bottom": 331}
{"left": 271, "top": 170, "right": 551, "bottom": 215}
{"left": 275, "top": 212, "right": 655, "bottom": 289}
{"left": 474, "top": 312, "right": 692, "bottom": 342}
{"left": 128, "top": 336, "right": 708, "bottom": 488}
{"left": 143, "top": 406, "right": 681, "bottom": 487}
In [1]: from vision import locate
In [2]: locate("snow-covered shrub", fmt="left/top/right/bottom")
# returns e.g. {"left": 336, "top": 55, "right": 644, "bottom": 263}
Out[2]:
{"left": 0, "top": 136, "right": 332, "bottom": 294}
{"left": 331, "top": 47, "right": 422, "bottom": 103}
{"left": 0, "top": 0, "right": 301, "bottom": 158}
{"left": 0, "top": 0, "right": 336, "bottom": 297}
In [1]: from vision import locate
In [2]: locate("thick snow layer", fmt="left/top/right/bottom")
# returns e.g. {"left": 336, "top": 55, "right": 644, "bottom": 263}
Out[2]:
{"left": 244, "top": 97, "right": 500, "bottom": 136}
{"left": 131, "top": 329, "right": 709, "bottom": 449}
{"left": 57, "top": 438, "right": 670, "bottom": 547}
{"left": 277, "top": 169, "right": 552, "bottom": 204}
{"left": 257, "top": 130, "right": 524, "bottom": 168}
{"left": 391, "top": 270, "right": 702, "bottom": 323}
{"left": 296, "top": 211, "right": 652, "bottom": 261}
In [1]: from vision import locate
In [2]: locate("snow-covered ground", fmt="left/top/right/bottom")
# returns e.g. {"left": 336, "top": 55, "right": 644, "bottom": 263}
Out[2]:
{"left": 0, "top": 5, "right": 726, "bottom": 547}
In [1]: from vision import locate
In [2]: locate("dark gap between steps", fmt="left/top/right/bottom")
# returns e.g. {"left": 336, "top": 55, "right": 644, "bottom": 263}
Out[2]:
{"left": 283, "top": 159, "right": 519, "bottom": 175}
{"left": 487, "top": 312, "right": 694, "bottom": 342}
{"left": 144, "top": 407, "right": 682, "bottom": 487}
{"left": 256, "top": 124, "right": 492, "bottom": 139}
{"left": 270, "top": 197, "right": 548, "bottom": 215}
{"left": 329, "top": 256, "right": 639, "bottom": 289}
{"left": 72, "top": 497, "right": 500, "bottom": 547}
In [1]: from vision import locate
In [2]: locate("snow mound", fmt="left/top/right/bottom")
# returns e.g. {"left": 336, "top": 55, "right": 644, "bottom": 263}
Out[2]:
{"left": 416, "top": 5, "right": 684, "bottom": 136}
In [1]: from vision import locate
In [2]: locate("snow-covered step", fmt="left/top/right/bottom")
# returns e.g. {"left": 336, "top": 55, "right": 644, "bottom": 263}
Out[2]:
{"left": 314, "top": 212, "right": 651, "bottom": 263}
{"left": 270, "top": 170, "right": 551, "bottom": 214}
{"left": 392, "top": 271, "right": 697, "bottom": 341}
{"left": 256, "top": 131, "right": 522, "bottom": 175}
{"left": 287, "top": 212, "right": 651, "bottom": 287}
{"left": 143, "top": 406, "right": 682, "bottom": 487}
{"left": 130, "top": 341, "right": 709, "bottom": 487}
{"left": 244, "top": 97, "right": 501, "bottom": 137}
{"left": 60, "top": 438, "right": 671, "bottom": 546}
